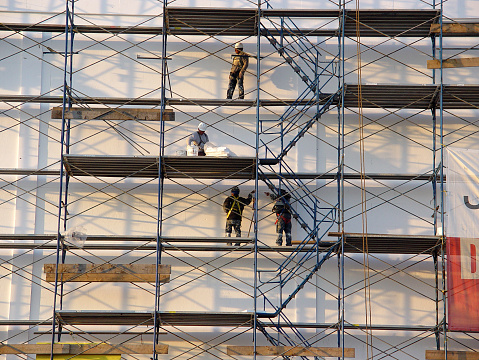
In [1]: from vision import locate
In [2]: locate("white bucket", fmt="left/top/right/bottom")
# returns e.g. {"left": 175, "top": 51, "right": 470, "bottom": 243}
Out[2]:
{"left": 187, "top": 145, "right": 198, "bottom": 156}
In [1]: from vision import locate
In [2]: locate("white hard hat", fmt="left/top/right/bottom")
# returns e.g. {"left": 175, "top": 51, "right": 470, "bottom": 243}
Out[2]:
{"left": 198, "top": 122, "right": 207, "bottom": 132}
{"left": 235, "top": 42, "right": 243, "bottom": 49}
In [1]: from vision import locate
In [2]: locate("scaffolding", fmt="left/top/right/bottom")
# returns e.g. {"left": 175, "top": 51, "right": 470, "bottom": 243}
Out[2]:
{"left": 2, "top": 0, "right": 479, "bottom": 359}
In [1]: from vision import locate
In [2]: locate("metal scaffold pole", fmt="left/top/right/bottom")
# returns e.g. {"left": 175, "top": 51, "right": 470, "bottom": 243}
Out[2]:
{"left": 154, "top": 1, "right": 169, "bottom": 358}
{"left": 254, "top": 2, "right": 261, "bottom": 359}
{"left": 438, "top": 1, "right": 447, "bottom": 357}
{"left": 431, "top": 0, "right": 441, "bottom": 350}
{"left": 339, "top": 1, "right": 346, "bottom": 358}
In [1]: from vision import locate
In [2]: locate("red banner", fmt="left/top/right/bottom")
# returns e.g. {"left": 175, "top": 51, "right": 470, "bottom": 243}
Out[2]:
{"left": 447, "top": 237, "right": 479, "bottom": 331}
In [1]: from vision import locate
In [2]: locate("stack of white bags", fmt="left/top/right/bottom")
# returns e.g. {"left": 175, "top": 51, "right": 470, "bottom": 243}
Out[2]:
{"left": 204, "top": 142, "right": 231, "bottom": 157}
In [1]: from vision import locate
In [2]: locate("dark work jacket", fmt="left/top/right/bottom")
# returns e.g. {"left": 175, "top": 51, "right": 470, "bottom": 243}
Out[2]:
{"left": 223, "top": 193, "right": 253, "bottom": 220}
{"left": 269, "top": 192, "right": 292, "bottom": 222}
{"left": 272, "top": 199, "right": 292, "bottom": 221}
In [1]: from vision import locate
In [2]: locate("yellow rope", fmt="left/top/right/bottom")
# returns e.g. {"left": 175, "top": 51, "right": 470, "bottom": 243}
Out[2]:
{"left": 355, "top": 1, "right": 373, "bottom": 358}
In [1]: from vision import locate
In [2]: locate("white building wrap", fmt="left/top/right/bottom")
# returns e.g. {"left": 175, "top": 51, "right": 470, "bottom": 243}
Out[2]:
{"left": 446, "top": 147, "right": 479, "bottom": 239}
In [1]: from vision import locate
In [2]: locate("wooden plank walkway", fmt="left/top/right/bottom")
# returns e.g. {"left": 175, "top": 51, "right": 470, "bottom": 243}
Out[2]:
{"left": 426, "top": 350, "right": 479, "bottom": 359}
{"left": 51, "top": 107, "right": 175, "bottom": 121}
{"left": 227, "top": 346, "right": 355, "bottom": 357}
{"left": 44, "top": 264, "right": 171, "bottom": 282}
{"left": 0, "top": 343, "right": 168, "bottom": 354}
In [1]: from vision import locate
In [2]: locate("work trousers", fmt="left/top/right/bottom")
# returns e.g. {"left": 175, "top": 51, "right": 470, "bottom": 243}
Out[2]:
{"left": 276, "top": 217, "right": 292, "bottom": 246}
{"left": 227, "top": 70, "right": 244, "bottom": 99}
{"left": 226, "top": 219, "right": 242, "bottom": 246}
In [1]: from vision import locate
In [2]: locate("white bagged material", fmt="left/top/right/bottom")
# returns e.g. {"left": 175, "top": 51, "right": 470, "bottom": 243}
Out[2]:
{"left": 204, "top": 142, "right": 231, "bottom": 157}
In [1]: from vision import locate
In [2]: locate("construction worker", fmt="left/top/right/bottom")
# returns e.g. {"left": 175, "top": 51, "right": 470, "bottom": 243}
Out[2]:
{"left": 226, "top": 42, "right": 249, "bottom": 99}
{"left": 223, "top": 186, "right": 254, "bottom": 246}
{"left": 187, "top": 122, "right": 209, "bottom": 156}
{"left": 265, "top": 189, "right": 292, "bottom": 246}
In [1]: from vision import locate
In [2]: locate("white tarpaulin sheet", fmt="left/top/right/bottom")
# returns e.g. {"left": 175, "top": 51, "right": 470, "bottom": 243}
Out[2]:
{"left": 446, "top": 147, "right": 479, "bottom": 239}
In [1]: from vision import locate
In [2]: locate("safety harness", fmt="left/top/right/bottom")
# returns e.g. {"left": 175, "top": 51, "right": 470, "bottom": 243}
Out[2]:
{"left": 275, "top": 213, "right": 291, "bottom": 224}
{"left": 226, "top": 196, "right": 242, "bottom": 219}
{"left": 274, "top": 201, "right": 291, "bottom": 224}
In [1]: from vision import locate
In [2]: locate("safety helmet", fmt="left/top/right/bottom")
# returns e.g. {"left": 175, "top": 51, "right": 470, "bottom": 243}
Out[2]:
{"left": 231, "top": 186, "right": 240, "bottom": 195}
{"left": 234, "top": 42, "right": 243, "bottom": 49}
{"left": 198, "top": 122, "right": 207, "bottom": 132}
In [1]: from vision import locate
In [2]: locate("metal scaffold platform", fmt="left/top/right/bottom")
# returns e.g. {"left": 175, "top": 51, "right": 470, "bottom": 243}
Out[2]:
{"left": 63, "top": 155, "right": 258, "bottom": 179}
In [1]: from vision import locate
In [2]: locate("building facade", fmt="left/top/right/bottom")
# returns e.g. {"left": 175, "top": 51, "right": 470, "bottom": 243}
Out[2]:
{"left": 1, "top": 0, "right": 478, "bottom": 359}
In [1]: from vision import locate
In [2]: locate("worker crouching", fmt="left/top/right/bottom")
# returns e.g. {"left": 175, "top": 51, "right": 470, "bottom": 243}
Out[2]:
{"left": 187, "top": 122, "right": 209, "bottom": 156}
{"left": 223, "top": 186, "right": 254, "bottom": 246}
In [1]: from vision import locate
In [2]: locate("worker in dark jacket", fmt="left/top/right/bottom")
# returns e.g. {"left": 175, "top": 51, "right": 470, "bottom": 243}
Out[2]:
{"left": 265, "top": 189, "right": 292, "bottom": 246}
{"left": 226, "top": 42, "right": 249, "bottom": 99}
{"left": 223, "top": 186, "right": 254, "bottom": 246}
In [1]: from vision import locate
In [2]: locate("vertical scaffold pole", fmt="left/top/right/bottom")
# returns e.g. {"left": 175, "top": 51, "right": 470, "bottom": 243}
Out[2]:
{"left": 154, "top": 1, "right": 168, "bottom": 358}
{"left": 430, "top": 0, "right": 440, "bottom": 348}
{"left": 437, "top": 1, "right": 447, "bottom": 357}
{"left": 338, "top": 1, "right": 346, "bottom": 358}
{"left": 254, "top": 2, "right": 262, "bottom": 359}
{"left": 431, "top": 34, "right": 438, "bottom": 234}
{"left": 430, "top": 2, "right": 442, "bottom": 348}
{"left": 433, "top": 250, "right": 440, "bottom": 349}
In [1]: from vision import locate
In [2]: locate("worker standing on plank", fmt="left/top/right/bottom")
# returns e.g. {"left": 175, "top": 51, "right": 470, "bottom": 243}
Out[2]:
{"left": 227, "top": 42, "right": 249, "bottom": 99}
{"left": 265, "top": 189, "right": 292, "bottom": 246}
{"left": 187, "top": 122, "right": 209, "bottom": 156}
{"left": 223, "top": 186, "right": 255, "bottom": 246}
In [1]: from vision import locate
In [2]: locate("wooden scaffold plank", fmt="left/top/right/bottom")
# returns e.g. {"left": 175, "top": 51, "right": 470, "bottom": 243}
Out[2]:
{"left": 51, "top": 107, "right": 175, "bottom": 121}
{"left": 427, "top": 57, "right": 479, "bottom": 69}
{"left": 0, "top": 344, "right": 70, "bottom": 354}
{"left": 431, "top": 23, "right": 479, "bottom": 35}
{"left": 44, "top": 264, "right": 171, "bottom": 282}
{"left": 426, "top": 350, "right": 479, "bottom": 360}
{"left": 227, "top": 346, "right": 355, "bottom": 357}
{"left": 0, "top": 343, "right": 168, "bottom": 354}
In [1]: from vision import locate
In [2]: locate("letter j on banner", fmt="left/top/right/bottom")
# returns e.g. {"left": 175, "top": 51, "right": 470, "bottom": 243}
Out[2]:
{"left": 446, "top": 148, "right": 479, "bottom": 331}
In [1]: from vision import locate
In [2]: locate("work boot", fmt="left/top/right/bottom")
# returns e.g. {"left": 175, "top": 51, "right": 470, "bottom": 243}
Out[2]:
{"left": 286, "top": 235, "right": 292, "bottom": 246}
{"left": 235, "top": 243, "right": 240, "bottom": 246}
{"left": 276, "top": 240, "right": 282, "bottom": 246}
